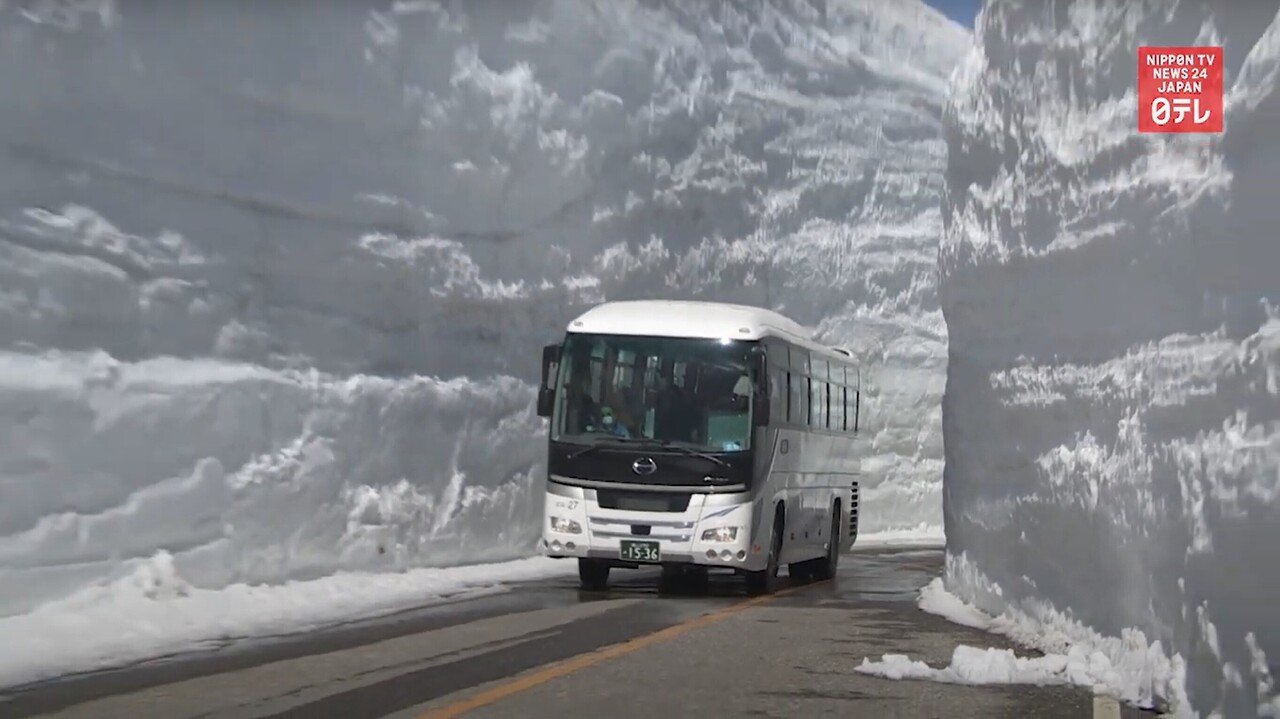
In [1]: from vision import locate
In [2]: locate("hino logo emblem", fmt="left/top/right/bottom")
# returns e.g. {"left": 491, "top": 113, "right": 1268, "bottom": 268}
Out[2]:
{"left": 632, "top": 457, "right": 657, "bottom": 475}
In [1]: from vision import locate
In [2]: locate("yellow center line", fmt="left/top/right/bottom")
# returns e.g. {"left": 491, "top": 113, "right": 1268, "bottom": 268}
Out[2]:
{"left": 417, "top": 581, "right": 822, "bottom": 718}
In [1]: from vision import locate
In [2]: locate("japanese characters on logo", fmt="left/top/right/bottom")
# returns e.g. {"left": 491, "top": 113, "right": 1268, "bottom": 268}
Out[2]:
{"left": 1137, "top": 46, "right": 1223, "bottom": 133}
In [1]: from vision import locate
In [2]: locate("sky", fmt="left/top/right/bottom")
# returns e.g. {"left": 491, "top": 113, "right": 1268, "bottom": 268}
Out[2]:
{"left": 925, "top": 0, "right": 981, "bottom": 28}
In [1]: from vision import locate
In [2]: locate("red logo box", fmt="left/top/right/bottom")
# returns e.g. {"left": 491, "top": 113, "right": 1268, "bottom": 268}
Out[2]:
{"left": 1137, "top": 46, "right": 1223, "bottom": 133}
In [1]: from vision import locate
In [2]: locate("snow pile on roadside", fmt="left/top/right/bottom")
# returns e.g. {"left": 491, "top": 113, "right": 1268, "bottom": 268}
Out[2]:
{"left": 0, "top": 1, "right": 967, "bottom": 584}
{"left": 858, "top": 572, "right": 1190, "bottom": 714}
{"left": 0, "top": 351, "right": 545, "bottom": 618}
{"left": 859, "top": 646, "right": 1081, "bottom": 687}
{"left": 0, "top": 0, "right": 966, "bottom": 686}
{"left": 938, "top": 1, "right": 1280, "bottom": 715}
{"left": 853, "top": 523, "right": 945, "bottom": 548}
{"left": 0, "top": 556, "right": 572, "bottom": 688}
{"left": 915, "top": 576, "right": 989, "bottom": 629}
{"left": 921, "top": 571, "right": 1187, "bottom": 712}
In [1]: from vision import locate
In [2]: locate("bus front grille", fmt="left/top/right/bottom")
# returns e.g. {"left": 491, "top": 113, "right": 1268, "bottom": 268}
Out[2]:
{"left": 596, "top": 489, "right": 692, "bottom": 513}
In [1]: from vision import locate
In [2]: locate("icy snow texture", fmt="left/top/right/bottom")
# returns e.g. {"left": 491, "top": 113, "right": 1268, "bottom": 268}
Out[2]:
{"left": 940, "top": 1, "right": 1280, "bottom": 716}
{"left": 907, "top": 571, "right": 1189, "bottom": 711}
{"left": 0, "top": 0, "right": 965, "bottom": 634}
{"left": 0, "top": 555, "right": 572, "bottom": 688}
{"left": 0, "top": 351, "right": 546, "bottom": 619}
{"left": 858, "top": 646, "right": 1096, "bottom": 689}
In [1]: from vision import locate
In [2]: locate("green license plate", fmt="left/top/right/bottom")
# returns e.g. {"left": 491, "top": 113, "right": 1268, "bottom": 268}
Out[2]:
{"left": 620, "top": 540, "right": 660, "bottom": 563}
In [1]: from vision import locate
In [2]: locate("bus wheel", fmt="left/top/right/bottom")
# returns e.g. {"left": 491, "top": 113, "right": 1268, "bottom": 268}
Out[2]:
{"left": 746, "top": 510, "right": 783, "bottom": 596}
{"left": 578, "top": 559, "right": 610, "bottom": 591}
{"left": 813, "top": 505, "right": 841, "bottom": 581}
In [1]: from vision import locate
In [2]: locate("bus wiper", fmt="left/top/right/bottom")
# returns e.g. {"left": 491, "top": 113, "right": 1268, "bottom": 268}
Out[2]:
{"left": 566, "top": 437, "right": 729, "bottom": 467}
{"left": 565, "top": 437, "right": 631, "bottom": 459}
{"left": 567, "top": 444, "right": 601, "bottom": 460}
{"left": 637, "top": 439, "right": 729, "bottom": 467}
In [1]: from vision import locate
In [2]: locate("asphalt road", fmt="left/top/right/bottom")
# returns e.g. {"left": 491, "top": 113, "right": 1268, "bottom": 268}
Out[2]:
{"left": 1, "top": 548, "right": 1146, "bottom": 718}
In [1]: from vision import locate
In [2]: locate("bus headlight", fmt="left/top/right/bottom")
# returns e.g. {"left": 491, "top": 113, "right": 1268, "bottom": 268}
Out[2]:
{"left": 700, "top": 526, "right": 738, "bottom": 542}
{"left": 549, "top": 516, "right": 582, "bottom": 534}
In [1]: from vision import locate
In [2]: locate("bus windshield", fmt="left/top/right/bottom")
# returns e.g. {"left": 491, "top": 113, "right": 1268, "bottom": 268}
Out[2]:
{"left": 552, "top": 334, "right": 755, "bottom": 453}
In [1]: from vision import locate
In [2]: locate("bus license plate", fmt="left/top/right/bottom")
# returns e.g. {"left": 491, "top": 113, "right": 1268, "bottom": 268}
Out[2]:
{"left": 620, "top": 540, "right": 660, "bottom": 563}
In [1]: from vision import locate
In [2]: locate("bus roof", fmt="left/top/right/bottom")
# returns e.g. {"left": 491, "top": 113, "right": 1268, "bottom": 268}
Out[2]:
{"left": 566, "top": 300, "right": 848, "bottom": 359}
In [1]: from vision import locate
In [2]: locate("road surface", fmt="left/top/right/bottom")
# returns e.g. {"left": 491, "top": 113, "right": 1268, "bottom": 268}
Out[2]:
{"left": 1, "top": 548, "right": 1144, "bottom": 718}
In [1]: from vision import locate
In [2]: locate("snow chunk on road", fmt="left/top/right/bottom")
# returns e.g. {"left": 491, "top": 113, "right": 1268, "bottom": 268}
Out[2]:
{"left": 858, "top": 645, "right": 1074, "bottom": 686}
{"left": 859, "top": 575, "right": 1191, "bottom": 715}
{"left": 917, "top": 577, "right": 991, "bottom": 630}
{"left": 0, "top": 556, "right": 572, "bottom": 689}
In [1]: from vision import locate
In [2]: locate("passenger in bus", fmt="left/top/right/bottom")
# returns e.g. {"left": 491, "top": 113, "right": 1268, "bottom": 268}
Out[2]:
{"left": 599, "top": 406, "right": 629, "bottom": 437}
{"left": 602, "top": 383, "right": 644, "bottom": 438}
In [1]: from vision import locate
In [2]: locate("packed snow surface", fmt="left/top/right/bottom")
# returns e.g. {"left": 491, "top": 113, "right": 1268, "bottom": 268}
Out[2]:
{"left": 0, "top": 351, "right": 546, "bottom": 618}
{"left": 851, "top": 522, "right": 945, "bottom": 548}
{"left": 0, "top": 556, "right": 572, "bottom": 688}
{"left": 858, "top": 647, "right": 1089, "bottom": 689}
{"left": 876, "top": 574, "right": 1190, "bottom": 712}
{"left": 939, "top": 1, "right": 1280, "bottom": 716}
{"left": 0, "top": 0, "right": 965, "bottom": 683}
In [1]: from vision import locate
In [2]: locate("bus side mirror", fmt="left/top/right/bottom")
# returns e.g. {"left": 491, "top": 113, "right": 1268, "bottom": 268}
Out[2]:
{"left": 751, "top": 347, "right": 769, "bottom": 427}
{"left": 537, "top": 343, "right": 560, "bottom": 418}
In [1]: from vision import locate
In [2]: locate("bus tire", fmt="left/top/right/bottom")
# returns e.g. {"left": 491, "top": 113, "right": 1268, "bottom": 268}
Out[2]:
{"left": 746, "top": 507, "right": 784, "bottom": 596}
{"left": 578, "top": 558, "right": 610, "bottom": 591}
{"left": 813, "top": 503, "right": 842, "bottom": 581}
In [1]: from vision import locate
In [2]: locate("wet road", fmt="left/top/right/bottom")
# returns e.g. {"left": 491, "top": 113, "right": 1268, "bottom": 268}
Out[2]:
{"left": 2, "top": 548, "right": 1142, "bottom": 718}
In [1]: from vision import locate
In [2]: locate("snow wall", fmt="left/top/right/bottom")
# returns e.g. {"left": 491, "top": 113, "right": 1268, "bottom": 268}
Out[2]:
{"left": 0, "top": 0, "right": 966, "bottom": 619}
{"left": 940, "top": 1, "right": 1280, "bottom": 715}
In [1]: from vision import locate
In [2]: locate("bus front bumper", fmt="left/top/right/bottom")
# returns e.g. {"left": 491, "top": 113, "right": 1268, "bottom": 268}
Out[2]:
{"left": 541, "top": 487, "right": 764, "bottom": 571}
{"left": 542, "top": 541, "right": 695, "bottom": 566}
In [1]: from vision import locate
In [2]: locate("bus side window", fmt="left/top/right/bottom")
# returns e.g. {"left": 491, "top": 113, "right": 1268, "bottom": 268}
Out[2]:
{"left": 798, "top": 376, "right": 808, "bottom": 424}
{"left": 838, "top": 367, "right": 849, "bottom": 433}
{"left": 785, "top": 371, "right": 793, "bottom": 423}
{"left": 833, "top": 384, "right": 839, "bottom": 431}
{"left": 790, "top": 372, "right": 806, "bottom": 426}
{"left": 811, "top": 380, "right": 827, "bottom": 429}
{"left": 772, "top": 369, "right": 786, "bottom": 423}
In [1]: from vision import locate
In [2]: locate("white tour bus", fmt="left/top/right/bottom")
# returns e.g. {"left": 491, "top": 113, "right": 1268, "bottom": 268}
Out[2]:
{"left": 536, "top": 300, "right": 862, "bottom": 594}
